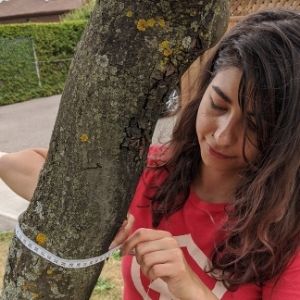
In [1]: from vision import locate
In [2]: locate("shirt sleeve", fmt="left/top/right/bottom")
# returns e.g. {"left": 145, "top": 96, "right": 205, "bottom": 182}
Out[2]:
{"left": 262, "top": 251, "right": 300, "bottom": 299}
{"left": 128, "top": 144, "right": 168, "bottom": 229}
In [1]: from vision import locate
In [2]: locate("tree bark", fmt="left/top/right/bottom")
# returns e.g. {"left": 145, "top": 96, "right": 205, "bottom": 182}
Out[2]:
{"left": 2, "top": 1, "right": 229, "bottom": 299}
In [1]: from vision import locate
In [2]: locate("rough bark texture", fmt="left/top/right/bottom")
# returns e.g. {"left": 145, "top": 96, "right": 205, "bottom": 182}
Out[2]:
{"left": 2, "top": 1, "right": 229, "bottom": 299}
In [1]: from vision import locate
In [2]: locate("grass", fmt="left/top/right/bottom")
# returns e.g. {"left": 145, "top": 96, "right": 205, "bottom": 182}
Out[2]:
{"left": 0, "top": 232, "right": 123, "bottom": 299}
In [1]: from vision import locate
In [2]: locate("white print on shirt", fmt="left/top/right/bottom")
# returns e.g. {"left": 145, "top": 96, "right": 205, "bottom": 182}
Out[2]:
{"left": 130, "top": 234, "right": 227, "bottom": 300}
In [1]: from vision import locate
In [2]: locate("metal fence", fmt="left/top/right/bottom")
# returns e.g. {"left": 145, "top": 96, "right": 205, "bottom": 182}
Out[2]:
{"left": 0, "top": 37, "right": 75, "bottom": 103}
{"left": 0, "top": 38, "right": 38, "bottom": 87}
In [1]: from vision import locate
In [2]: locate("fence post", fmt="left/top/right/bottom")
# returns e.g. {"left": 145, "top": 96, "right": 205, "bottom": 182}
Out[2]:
{"left": 31, "top": 39, "right": 42, "bottom": 87}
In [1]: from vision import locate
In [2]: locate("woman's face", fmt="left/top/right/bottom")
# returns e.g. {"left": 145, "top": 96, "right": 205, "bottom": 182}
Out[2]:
{"left": 196, "top": 67, "right": 258, "bottom": 173}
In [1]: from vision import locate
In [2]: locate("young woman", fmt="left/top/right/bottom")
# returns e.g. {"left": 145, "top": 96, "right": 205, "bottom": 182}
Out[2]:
{"left": 1, "top": 9, "right": 300, "bottom": 300}
{"left": 119, "top": 9, "right": 300, "bottom": 300}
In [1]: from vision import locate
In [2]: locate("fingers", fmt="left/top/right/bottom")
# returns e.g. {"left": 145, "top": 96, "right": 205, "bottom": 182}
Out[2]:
{"left": 121, "top": 228, "right": 204, "bottom": 299}
{"left": 122, "top": 228, "right": 183, "bottom": 281}
{"left": 135, "top": 236, "right": 178, "bottom": 258}
{"left": 109, "top": 214, "right": 135, "bottom": 249}
{"left": 148, "top": 263, "right": 178, "bottom": 282}
{"left": 138, "top": 248, "right": 185, "bottom": 281}
{"left": 122, "top": 228, "right": 172, "bottom": 255}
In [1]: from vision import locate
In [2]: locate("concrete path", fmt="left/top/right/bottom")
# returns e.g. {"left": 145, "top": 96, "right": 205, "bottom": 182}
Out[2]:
{"left": 0, "top": 95, "right": 175, "bottom": 231}
{"left": 0, "top": 182, "right": 28, "bottom": 232}
{"left": 0, "top": 95, "right": 61, "bottom": 231}
{"left": 0, "top": 95, "right": 60, "bottom": 152}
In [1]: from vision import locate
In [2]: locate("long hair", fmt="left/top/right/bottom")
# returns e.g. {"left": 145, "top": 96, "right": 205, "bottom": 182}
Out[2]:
{"left": 150, "top": 9, "right": 300, "bottom": 289}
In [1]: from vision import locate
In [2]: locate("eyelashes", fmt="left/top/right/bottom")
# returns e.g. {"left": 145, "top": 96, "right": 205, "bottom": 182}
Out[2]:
{"left": 209, "top": 97, "right": 257, "bottom": 132}
{"left": 210, "top": 97, "right": 227, "bottom": 111}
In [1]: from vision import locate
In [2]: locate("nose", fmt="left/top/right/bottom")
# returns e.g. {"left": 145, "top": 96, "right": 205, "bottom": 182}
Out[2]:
{"left": 213, "top": 116, "right": 239, "bottom": 147}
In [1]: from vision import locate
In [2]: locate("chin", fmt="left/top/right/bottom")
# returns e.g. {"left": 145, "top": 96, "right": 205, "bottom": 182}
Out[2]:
{"left": 201, "top": 151, "right": 240, "bottom": 172}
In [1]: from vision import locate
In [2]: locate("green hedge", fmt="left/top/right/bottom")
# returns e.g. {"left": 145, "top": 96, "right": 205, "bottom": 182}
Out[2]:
{"left": 0, "top": 21, "right": 87, "bottom": 105}
{"left": 62, "top": 0, "right": 95, "bottom": 22}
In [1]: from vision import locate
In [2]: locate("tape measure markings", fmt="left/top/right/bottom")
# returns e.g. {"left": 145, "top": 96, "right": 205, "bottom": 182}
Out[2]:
{"left": 15, "top": 222, "right": 121, "bottom": 269}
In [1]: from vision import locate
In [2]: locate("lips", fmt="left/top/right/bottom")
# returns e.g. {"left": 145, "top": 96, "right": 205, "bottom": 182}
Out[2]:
{"left": 208, "top": 146, "right": 235, "bottom": 159}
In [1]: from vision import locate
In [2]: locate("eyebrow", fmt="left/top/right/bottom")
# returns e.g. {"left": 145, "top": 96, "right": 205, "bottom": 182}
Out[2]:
{"left": 211, "top": 85, "right": 232, "bottom": 103}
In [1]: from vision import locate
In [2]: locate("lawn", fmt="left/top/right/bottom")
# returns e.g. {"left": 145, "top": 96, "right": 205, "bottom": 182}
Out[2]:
{"left": 0, "top": 232, "right": 123, "bottom": 299}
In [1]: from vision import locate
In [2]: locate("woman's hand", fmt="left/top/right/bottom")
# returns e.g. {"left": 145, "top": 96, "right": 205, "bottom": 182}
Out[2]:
{"left": 122, "top": 228, "right": 215, "bottom": 300}
{"left": 109, "top": 213, "right": 135, "bottom": 249}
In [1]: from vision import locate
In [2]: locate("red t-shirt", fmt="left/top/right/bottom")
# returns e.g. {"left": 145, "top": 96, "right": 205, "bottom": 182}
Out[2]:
{"left": 121, "top": 145, "right": 300, "bottom": 300}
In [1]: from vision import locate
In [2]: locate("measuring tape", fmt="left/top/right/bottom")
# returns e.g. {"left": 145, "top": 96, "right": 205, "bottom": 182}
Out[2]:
{"left": 15, "top": 222, "right": 122, "bottom": 269}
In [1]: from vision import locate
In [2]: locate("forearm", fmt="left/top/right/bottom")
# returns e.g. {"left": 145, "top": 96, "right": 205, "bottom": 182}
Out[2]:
{"left": 198, "top": 284, "right": 218, "bottom": 300}
{"left": 0, "top": 149, "right": 47, "bottom": 200}
{"left": 180, "top": 272, "right": 219, "bottom": 300}
{"left": 181, "top": 291, "right": 218, "bottom": 300}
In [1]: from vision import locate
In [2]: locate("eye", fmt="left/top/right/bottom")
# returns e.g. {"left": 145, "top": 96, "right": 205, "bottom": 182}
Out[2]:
{"left": 210, "top": 97, "right": 227, "bottom": 111}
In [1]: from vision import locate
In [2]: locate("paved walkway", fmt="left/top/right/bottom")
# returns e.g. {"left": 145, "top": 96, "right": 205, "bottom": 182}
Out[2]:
{"left": 0, "top": 182, "right": 28, "bottom": 232}
{"left": 0, "top": 95, "right": 60, "bottom": 152}
{"left": 0, "top": 95, "right": 176, "bottom": 231}
{"left": 0, "top": 95, "right": 61, "bottom": 231}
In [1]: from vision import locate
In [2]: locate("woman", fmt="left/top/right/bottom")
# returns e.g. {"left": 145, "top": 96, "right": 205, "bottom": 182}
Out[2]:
{"left": 120, "top": 9, "right": 300, "bottom": 299}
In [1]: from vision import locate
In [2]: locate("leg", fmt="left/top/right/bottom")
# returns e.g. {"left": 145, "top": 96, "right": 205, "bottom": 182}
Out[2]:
{"left": 0, "top": 148, "right": 48, "bottom": 201}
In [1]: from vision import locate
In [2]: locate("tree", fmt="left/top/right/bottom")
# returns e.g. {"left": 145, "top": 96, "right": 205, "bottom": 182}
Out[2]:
{"left": 2, "top": 1, "right": 229, "bottom": 299}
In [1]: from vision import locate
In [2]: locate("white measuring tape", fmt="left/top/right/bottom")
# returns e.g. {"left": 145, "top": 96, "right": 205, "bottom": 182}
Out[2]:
{"left": 15, "top": 222, "right": 122, "bottom": 269}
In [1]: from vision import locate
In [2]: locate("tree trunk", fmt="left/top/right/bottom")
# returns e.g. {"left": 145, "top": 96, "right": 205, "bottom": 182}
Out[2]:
{"left": 2, "top": 1, "right": 229, "bottom": 299}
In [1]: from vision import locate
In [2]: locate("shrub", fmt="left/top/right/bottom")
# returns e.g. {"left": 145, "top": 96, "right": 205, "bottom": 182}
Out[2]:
{"left": 0, "top": 21, "right": 87, "bottom": 105}
{"left": 61, "top": 0, "right": 96, "bottom": 22}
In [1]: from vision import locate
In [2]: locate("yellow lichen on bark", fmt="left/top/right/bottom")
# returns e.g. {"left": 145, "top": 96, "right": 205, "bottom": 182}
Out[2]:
{"left": 146, "top": 18, "right": 156, "bottom": 27}
{"left": 47, "top": 267, "right": 54, "bottom": 275}
{"left": 157, "top": 17, "right": 166, "bottom": 28}
{"left": 159, "top": 60, "right": 167, "bottom": 71}
{"left": 163, "top": 48, "right": 173, "bottom": 57}
{"left": 80, "top": 134, "right": 89, "bottom": 142}
{"left": 136, "top": 19, "right": 147, "bottom": 31}
{"left": 126, "top": 10, "right": 133, "bottom": 17}
{"left": 35, "top": 233, "right": 47, "bottom": 246}
{"left": 136, "top": 17, "right": 166, "bottom": 31}
{"left": 159, "top": 40, "right": 173, "bottom": 57}
{"left": 31, "top": 292, "right": 40, "bottom": 300}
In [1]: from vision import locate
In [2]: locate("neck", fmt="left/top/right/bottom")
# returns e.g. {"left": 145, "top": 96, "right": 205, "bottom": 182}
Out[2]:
{"left": 192, "top": 164, "right": 240, "bottom": 204}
